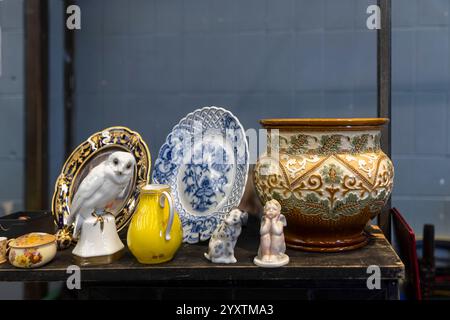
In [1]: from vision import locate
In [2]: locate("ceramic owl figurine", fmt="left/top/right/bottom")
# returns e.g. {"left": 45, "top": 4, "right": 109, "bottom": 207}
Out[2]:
{"left": 254, "top": 199, "right": 289, "bottom": 268}
{"left": 67, "top": 151, "right": 136, "bottom": 238}
{"left": 69, "top": 151, "right": 136, "bottom": 264}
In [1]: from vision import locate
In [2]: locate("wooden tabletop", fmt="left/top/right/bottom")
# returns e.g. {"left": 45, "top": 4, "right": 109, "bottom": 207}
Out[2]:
{"left": 0, "top": 218, "right": 404, "bottom": 283}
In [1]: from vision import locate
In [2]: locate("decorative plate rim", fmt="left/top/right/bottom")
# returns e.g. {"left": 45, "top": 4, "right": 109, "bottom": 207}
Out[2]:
{"left": 51, "top": 126, "right": 151, "bottom": 235}
{"left": 152, "top": 106, "right": 249, "bottom": 243}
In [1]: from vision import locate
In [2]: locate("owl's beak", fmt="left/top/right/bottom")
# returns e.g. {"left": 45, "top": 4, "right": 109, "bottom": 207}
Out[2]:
{"left": 117, "top": 171, "right": 123, "bottom": 176}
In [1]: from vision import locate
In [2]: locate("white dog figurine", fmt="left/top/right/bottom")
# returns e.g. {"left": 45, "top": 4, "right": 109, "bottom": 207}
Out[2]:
{"left": 204, "top": 209, "right": 248, "bottom": 264}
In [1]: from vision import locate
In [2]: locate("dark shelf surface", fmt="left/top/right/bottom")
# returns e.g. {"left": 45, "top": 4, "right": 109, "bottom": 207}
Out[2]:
{"left": 0, "top": 220, "right": 404, "bottom": 283}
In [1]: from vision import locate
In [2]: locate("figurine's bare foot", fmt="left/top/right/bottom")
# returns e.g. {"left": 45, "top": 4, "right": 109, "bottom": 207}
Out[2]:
{"left": 262, "top": 255, "right": 271, "bottom": 262}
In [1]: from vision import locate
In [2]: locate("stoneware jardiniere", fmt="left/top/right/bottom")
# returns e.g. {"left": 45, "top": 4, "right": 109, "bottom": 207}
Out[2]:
{"left": 254, "top": 118, "right": 394, "bottom": 252}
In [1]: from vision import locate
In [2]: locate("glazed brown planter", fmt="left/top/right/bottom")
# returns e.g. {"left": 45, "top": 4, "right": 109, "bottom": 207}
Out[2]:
{"left": 254, "top": 118, "right": 394, "bottom": 252}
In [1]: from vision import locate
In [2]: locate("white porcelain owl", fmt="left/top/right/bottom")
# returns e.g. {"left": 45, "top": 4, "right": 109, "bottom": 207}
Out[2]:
{"left": 67, "top": 151, "right": 136, "bottom": 238}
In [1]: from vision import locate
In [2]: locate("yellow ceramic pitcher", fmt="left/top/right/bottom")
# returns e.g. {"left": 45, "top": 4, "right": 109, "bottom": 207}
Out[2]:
{"left": 127, "top": 184, "right": 182, "bottom": 264}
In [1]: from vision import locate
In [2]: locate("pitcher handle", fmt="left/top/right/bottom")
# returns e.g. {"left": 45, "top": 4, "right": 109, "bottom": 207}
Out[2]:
{"left": 159, "top": 191, "right": 175, "bottom": 241}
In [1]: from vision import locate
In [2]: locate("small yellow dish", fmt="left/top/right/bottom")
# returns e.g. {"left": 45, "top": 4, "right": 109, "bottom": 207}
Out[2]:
{"left": 8, "top": 233, "right": 57, "bottom": 268}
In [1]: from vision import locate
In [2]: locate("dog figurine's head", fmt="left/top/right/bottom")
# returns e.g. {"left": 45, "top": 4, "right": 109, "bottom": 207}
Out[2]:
{"left": 224, "top": 208, "right": 248, "bottom": 226}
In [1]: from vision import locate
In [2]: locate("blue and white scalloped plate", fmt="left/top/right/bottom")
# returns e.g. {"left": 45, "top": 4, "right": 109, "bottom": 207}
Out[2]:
{"left": 152, "top": 106, "right": 249, "bottom": 243}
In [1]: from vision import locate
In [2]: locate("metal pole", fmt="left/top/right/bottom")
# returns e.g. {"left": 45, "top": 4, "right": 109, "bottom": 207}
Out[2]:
{"left": 377, "top": 0, "right": 392, "bottom": 241}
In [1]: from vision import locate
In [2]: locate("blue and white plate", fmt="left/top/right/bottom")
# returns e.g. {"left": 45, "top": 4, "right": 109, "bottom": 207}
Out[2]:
{"left": 152, "top": 106, "right": 249, "bottom": 243}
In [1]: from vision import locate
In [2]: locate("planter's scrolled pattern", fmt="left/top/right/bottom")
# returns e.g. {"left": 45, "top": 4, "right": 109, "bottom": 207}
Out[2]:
{"left": 254, "top": 119, "right": 394, "bottom": 252}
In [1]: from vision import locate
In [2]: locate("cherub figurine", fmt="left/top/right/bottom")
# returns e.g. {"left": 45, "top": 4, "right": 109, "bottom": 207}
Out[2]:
{"left": 254, "top": 199, "right": 289, "bottom": 267}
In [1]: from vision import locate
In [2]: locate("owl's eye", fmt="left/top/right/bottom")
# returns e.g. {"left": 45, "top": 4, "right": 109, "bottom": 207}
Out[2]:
{"left": 126, "top": 162, "right": 132, "bottom": 169}
{"left": 113, "top": 158, "right": 119, "bottom": 165}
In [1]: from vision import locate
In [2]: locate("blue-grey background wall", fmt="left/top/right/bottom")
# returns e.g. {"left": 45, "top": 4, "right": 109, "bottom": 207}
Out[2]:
{"left": 392, "top": 0, "right": 450, "bottom": 238}
{"left": 0, "top": 0, "right": 24, "bottom": 300}
{"left": 0, "top": 0, "right": 24, "bottom": 219}
{"left": 72, "top": 0, "right": 378, "bottom": 159}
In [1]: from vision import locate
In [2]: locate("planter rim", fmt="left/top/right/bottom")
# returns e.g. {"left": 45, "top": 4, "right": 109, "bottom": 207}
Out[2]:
{"left": 260, "top": 118, "right": 389, "bottom": 128}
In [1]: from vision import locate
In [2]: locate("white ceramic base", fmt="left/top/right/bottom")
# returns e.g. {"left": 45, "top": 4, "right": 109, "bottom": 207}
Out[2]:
{"left": 253, "top": 254, "right": 289, "bottom": 268}
{"left": 72, "top": 248, "right": 125, "bottom": 266}
{"left": 72, "top": 213, "right": 124, "bottom": 259}
{"left": 204, "top": 252, "right": 237, "bottom": 264}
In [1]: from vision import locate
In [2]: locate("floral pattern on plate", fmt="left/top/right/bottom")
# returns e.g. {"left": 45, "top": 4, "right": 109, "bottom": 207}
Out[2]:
{"left": 182, "top": 144, "right": 233, "bottom": 213}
